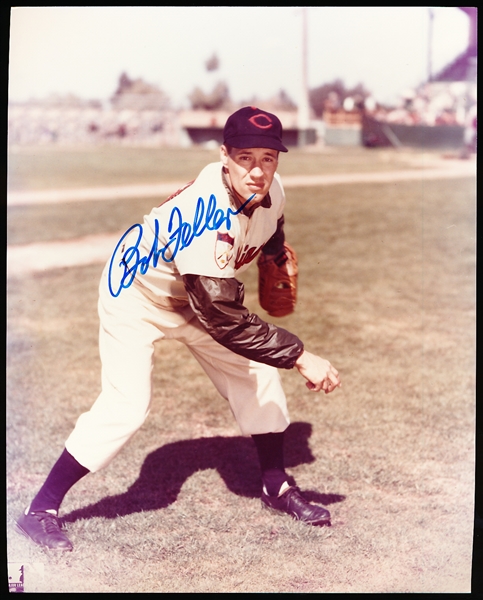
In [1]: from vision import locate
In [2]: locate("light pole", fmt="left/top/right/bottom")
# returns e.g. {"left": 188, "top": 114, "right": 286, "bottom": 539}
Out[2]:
{"left": 298, "top": 6, "right": 310, "bottom": 146}
{"left": 427, "top": 8, "right": 434, "bottom": 83}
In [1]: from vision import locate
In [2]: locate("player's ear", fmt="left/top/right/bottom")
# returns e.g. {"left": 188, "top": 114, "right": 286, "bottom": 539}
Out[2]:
{"left": 220, "top": 144, "right": 229, "bottom": 166}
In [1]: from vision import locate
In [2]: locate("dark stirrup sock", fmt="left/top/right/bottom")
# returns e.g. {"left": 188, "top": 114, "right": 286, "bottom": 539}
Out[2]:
{"left": 29, "top": 448, "right": 90, "bottom": 514}
{"left": 251, "top": 432, "right": 289, "bottom": 496}
{"left": 261, "top": 468, "right": 290, "bottom": 497}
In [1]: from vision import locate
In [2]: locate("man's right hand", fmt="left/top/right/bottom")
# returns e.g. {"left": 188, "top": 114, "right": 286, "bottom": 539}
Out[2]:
{"left": 294, "top": 350, "right": 341, "bottom": 394}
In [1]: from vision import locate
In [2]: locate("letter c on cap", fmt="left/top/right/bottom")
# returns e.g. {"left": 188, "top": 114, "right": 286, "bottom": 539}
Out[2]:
{"left": 248, "top": 114, "right": 273, "bottom": 129}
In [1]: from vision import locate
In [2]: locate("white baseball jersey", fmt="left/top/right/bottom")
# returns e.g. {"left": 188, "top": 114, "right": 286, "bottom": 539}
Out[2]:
{"left": 107, "top": 161, "right": 286, "bottom": 313}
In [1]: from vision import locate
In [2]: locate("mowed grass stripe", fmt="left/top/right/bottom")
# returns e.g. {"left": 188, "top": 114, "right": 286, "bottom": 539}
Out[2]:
{"left": 7, "top": 176, "right": 475, "bottom": 272}
{"left": 7, "top": 145, "right": 437, "bottom": 192}
{"left": 7, "top": 160, "right": 475, "bottom": 207}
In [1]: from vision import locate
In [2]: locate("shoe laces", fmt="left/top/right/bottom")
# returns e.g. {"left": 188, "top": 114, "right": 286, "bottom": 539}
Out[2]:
{"left": 35, "top": 512, "right": 62, "bottom": 534}
{"left": 283, "top": 486, "right": 303, "bottom": 500}
{"left": 286, "top": 487, "right": 318, "bottom": 509}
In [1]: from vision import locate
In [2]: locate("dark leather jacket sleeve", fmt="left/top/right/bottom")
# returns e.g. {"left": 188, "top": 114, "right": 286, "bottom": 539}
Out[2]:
{"left": 182, "top": 273, "right": 304, "bottom": 369}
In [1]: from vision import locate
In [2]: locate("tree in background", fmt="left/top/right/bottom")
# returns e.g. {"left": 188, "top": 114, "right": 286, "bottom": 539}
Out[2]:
{"left": 111, "top": 72, "right": 171, "bottom": 111}
{"left": 309, "top": 78, "right": 371, "bottom": 118}
{"left": 188, "top": 52, "right": 233, "bottom": 110}
{"left": 269, "top": 89, "right": 298, "bottom": 111}
{"left": 205, "top": 52, "right": 220, "bottom": 72}
{"left": 239, "top": 89, "right": 298, "bottom": 113}
{"left": 188, "top": 81, "right": 232, "bottom": 111}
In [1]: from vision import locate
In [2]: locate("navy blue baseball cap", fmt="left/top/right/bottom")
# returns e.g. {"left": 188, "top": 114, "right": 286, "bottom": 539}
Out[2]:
{"left": 223, "top": 106, "right": 288, "bottom": 152}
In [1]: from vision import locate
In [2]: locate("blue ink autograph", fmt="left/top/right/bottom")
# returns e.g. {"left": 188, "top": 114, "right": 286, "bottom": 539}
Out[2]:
{"left": 108, "top": 193, "right": 255, "bottom": 297}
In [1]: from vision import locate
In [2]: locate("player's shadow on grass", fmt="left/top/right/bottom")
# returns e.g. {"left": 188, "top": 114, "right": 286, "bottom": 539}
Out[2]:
{"left": 62, "top": 421, "right": 345, "bottom": 523}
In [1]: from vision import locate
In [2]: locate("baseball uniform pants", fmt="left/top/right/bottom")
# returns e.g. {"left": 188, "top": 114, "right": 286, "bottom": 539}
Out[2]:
{"left": 65, "top": 269, "right": 290, "bottom": 473}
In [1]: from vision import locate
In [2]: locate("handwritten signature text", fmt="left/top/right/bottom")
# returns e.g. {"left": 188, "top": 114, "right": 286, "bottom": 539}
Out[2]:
{"left": 108, "top": 193, "right": 254, "bottom": 297}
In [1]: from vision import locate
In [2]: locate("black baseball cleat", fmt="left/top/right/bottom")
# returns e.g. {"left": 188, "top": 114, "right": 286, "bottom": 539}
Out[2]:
{"left": 261, "top": 486, "right": 331, "bottom": 526}
{"left": 15, "top": 510, "right": 73, "bottom": 551}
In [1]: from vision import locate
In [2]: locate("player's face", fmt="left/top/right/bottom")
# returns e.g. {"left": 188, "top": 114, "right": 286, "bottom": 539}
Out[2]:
{"left": 220, "top": 146, "right": 279, "bottom": 203}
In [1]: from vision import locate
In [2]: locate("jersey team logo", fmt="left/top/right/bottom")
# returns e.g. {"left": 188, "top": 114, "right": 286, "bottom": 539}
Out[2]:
{"left": 248, "top": 113, "right": 273, "bottom": 129}
{"left": 235, "top": 244, "right": 263, "bottom": 270}
{"left": 215, "top": 232, "right": 235, "bottom": 269}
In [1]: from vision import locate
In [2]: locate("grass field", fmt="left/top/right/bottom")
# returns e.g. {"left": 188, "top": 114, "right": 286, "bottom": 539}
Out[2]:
{"left": 7, "top": 144, "right": 427, "bottom": 191}
{"left": 7, "top": 145, "right": 476, "bottom": 592}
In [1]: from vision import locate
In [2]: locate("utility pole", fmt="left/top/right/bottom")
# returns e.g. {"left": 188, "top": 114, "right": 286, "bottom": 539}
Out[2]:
{"left": 427, "top": 8, "right": 434, "bottom": 83}
{"left": 298, "top": 6, "right": 310, "bottom": 146}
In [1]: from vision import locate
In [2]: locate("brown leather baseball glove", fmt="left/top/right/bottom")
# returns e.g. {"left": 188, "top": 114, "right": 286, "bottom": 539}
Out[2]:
{"left": 257, "top": 242, "right": 298, "bottom": 317}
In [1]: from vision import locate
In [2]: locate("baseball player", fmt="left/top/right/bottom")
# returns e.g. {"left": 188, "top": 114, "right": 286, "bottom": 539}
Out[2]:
{"left": 15, "top": 106, "right": 341, "bottom": 551}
